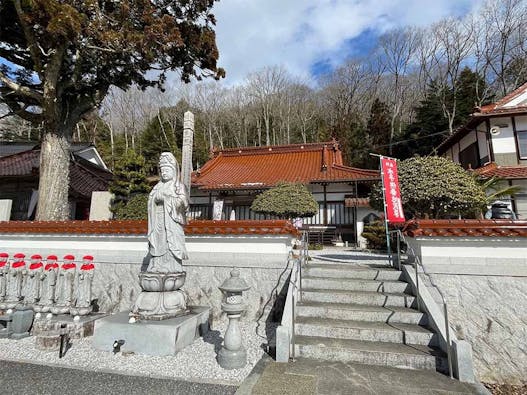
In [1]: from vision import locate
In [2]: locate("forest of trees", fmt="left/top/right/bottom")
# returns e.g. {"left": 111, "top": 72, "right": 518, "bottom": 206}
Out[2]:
{"left": 2, "top": 0, "right": 526, "bottom": 174}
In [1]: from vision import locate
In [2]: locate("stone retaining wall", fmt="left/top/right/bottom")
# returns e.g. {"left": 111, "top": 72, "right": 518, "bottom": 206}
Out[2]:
{"left": 430, "top": 274, "right": 527, "bottom": 384}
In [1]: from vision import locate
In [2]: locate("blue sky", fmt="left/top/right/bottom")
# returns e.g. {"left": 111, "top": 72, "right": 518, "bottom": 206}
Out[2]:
{"left": 210, "top": 0, "right": 481, "bottom": 85}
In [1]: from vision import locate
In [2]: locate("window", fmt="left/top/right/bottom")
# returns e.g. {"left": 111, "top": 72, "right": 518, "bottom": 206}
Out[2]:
{"left": 518, "top": 131, "right": 527, "bottom": 159}
{"left": 459, "top": 142, "right": 479, "bottom": 169}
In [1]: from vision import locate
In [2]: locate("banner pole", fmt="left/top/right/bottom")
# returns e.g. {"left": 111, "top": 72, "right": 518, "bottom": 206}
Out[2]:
{"left": 378, "top": 155, "right": 392, "bottom": 267}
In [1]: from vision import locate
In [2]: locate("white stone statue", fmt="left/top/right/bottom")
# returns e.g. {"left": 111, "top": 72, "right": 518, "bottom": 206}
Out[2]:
{"left": 71, "top": 255, "right": 95, "bottom": 316}
{"left": 35, "top": 255, "right": 59, "bottom": 313}
{"left": 147, "top": 152, "right": 189, "bottom": 273}
{"left": 4, "top": 253, "right": 26, "bottom": 309}
{"left": 0, "top": 253, "right": 8, "bottom": 304}
{"left": 24, "top": 254, "right": 44, "bottom": 305}
{"left": 130, "top": 152, "right": 189, "bottom": 321}
{"left": 51, "top": 255, "right": 76, "bottom": 314}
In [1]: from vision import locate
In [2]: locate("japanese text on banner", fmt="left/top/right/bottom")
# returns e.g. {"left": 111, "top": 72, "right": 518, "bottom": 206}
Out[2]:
{"left": 380, "top": 157, "right": 405, "bottom": 223}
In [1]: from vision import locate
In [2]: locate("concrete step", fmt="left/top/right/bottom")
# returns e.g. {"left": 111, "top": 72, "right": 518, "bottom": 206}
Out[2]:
{"left": 296, "top": 301, "right": 427, "bottom": 325}
{"left": 301, "top": 288, "right": 416, "bottom": 308}
{"left": 295, "top": 317, "right": 438, "bottom": 346}
{"left": 305, "top": 264, "right": 403, "bottom": 280}
{"left": 295, "top": 335, "right": 447, "bottom": 372}
{"left": 302, "top": 276, "right": 410, "bottom": 293}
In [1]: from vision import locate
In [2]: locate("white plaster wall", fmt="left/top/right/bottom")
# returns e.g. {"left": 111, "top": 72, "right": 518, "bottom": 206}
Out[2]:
{"left": 459, "top": 131, "right": 477, "bottom": 151}
{"left": 0, "top": 233, "right": 293, "bottom": 265}
{"left": 504, "top": 91, "right": 527, "bottom": 107}
{"left": 477, "top": 131, "right": 489, "bottom": 162}
{"left": 490, "top": 117, "right": 515, "bottom": 154}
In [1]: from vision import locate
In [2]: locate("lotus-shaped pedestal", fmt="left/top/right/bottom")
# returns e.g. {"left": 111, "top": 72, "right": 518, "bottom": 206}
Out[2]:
{"left": 139, "top": 272, "right": 186, "bottom": 292}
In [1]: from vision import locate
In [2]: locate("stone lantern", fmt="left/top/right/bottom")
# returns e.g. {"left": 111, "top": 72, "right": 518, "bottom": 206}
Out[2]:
{"left": 217, "top": 269, "right": 250, "bottom": 370}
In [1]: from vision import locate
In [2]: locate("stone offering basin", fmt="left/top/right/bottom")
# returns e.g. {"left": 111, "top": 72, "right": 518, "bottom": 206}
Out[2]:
{"left": 139, "top": 272, "right": 186, "bottom": 292}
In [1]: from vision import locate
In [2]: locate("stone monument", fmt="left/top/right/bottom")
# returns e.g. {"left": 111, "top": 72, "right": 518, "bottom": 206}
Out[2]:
{"left": 217, "top": 269, "right": 251, "bottom": 369}
{"left": 93, "top": 149, "right": 210, "bottom": 356}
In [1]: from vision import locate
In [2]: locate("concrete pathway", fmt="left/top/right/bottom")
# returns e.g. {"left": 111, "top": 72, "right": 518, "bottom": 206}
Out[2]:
{"left": 0, "top": 360, "right": 237, "bottom": 395}
{"left": 237, "top": 356, "right": 483, "bottom": 395}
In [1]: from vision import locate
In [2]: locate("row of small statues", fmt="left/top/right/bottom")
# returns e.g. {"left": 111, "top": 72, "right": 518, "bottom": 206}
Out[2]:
{"left": 0, "top": 253, "right": 95, "bottom": 317}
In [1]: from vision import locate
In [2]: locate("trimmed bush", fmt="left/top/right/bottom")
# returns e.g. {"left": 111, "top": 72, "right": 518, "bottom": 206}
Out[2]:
{"left": 113, "top": 193, "right": 148, "bottom": 220}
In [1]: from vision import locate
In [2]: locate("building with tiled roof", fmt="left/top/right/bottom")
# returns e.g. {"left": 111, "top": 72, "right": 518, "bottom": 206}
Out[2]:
{"left": 0, "top": 144, "right": 112, "bottom": 220}
{"left": 190, "top": 140, "right": 380, "bottom": 245}
{"left": 437, "top": 82, "right": 527, "bottom": 218}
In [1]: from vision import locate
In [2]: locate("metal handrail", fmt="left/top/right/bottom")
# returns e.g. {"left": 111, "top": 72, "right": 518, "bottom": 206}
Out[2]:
{"left": 289, "top": 230, "right": 308, "bottom": 361}
{"left": 389, "top": 229, "right": 453, "bottom": 379}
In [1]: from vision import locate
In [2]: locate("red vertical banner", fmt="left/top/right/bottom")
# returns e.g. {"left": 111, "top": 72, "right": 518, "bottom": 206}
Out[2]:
{"left": 381, "top": 157, "right": 405, "bottom": 223}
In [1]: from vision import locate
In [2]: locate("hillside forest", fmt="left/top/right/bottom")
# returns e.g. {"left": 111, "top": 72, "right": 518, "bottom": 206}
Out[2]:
{"left": 1, "top": 0, "right": 526, "bottom": 174}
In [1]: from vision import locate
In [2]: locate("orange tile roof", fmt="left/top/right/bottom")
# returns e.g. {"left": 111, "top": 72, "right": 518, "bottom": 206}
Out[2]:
{"left": 0, "top": 220, "right": 299, "bottom": 236}
{"left": 479, "top": 81, "right": 527, "bottom": 114}
{"left": 403, "top": 219, "right": 527, "bottom": 238}
{"left": 192, "top": 140, "right": 379, "bottom": 190}
{"left": 474, "top": 162, "right": 527, "bottom": 180}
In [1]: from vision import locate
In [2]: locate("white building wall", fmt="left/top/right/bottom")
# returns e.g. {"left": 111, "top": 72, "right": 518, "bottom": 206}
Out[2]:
{"left": 490, "top": 117, "right": 516, "bottom": 154}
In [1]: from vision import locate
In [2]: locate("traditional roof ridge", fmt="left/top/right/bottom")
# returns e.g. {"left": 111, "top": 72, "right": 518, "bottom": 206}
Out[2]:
{"left": 212, "top": 140, "right": 338, "bottom": 157}
{"left": 479, "top": 81, "right": 527, "bottom": 113}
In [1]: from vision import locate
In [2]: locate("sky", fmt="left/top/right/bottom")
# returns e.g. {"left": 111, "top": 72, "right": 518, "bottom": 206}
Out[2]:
{"left": 210, "top": 0, "right": 481, "bottom": 85}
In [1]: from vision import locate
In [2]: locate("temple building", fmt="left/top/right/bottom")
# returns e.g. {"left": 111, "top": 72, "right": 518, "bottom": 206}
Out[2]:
{"left": 437, "top": 82, "right": 527, "bottom": 218}
{"left": 190, "top": 140, "right": 379, "bottom": 245}
{"left": 0, "top": 143, "right": 112, "bottom": 220}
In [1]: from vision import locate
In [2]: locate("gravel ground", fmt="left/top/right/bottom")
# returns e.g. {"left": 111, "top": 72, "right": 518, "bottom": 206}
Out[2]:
{"left": 0, "top": 321, "right": 275, "bottom": 386}
{"left": 484, "top": 383, "right": 527, "bottom": 395}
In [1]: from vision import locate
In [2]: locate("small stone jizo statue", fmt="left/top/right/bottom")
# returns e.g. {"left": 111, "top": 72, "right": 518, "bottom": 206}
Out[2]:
{"left": 4, "top": 252, "right": 26, "bottom": 309}
{"left": 71, "top": 255, "right": 95, "bottom": 317}
{"left": 51, "top": 255, "right": 76, "bottom": 315}
{"left": 24, "top": 254, "right": 44, "bottom": 306}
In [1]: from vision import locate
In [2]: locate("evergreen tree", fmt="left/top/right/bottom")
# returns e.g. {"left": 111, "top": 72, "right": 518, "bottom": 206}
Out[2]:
{"left": 109, "top": 151, "right": 151, "bottom": 217}
{"left": 364, "top": 98, "right": 391, "bottom": 167}
{"left": 394, "top": 80, "right": 449, "bottom": 158}
{"left": 455, "top": 67, "right": 489, "bottom": 125}
{"left": 140, "top": 110, "right": 181, "bottom": 175}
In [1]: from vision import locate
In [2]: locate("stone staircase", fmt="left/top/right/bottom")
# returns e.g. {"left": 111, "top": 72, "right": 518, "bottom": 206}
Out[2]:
{"left": 295, "top": 260, "right": 448, "bottom": 372}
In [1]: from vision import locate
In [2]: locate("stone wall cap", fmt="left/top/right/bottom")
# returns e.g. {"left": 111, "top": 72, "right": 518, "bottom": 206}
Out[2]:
{"left": 0, "top": 219, "right": 299, "bottom": 237}
{"left": 403, "top": 219, "right": 527, "bottom": 238}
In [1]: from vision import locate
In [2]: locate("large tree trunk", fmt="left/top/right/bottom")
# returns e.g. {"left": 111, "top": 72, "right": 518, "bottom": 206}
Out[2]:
{"left": 36, "top": 132, "right": 70, "bottom": 220}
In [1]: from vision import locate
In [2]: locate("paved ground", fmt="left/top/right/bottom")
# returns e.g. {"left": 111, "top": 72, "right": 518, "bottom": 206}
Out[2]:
{"left": 0, "top": 360, "right": 237, "bottom": 395}
{"left": 237, "top": 355, "right": 484, "bottom": 395}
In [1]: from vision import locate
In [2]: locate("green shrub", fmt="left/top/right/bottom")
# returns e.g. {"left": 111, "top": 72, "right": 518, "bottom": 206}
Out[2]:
{"left": 308, "top": 243, "right": 323, "bottom": 250}
{"left": 361, "top": 222, "right": 387, "bottom": 251}
{"left": 369, "top": 156, "right": 487, "bottom": 219}
{"left": 113, "top": 194, "right": 148, "bottom": 220}
{"left": 251, "top": 182, "right": 318, "bottom": 219}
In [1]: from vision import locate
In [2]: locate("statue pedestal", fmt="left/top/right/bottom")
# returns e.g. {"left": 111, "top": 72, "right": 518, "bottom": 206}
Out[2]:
{"left": 92, "top": 306, "right": 210, "bottom": 356}
{"left": 130, "top": 272, "right": 188, "bottom": 320}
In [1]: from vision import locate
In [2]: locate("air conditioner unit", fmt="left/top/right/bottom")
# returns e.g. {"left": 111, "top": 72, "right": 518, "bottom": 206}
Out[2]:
{"left": 490, "top": 126, "right": 501, "bottom": 136}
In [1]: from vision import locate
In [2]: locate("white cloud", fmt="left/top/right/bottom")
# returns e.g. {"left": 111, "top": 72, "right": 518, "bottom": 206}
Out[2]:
{"left": 207, "top": 0, "right": 480, "bottom": 86}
